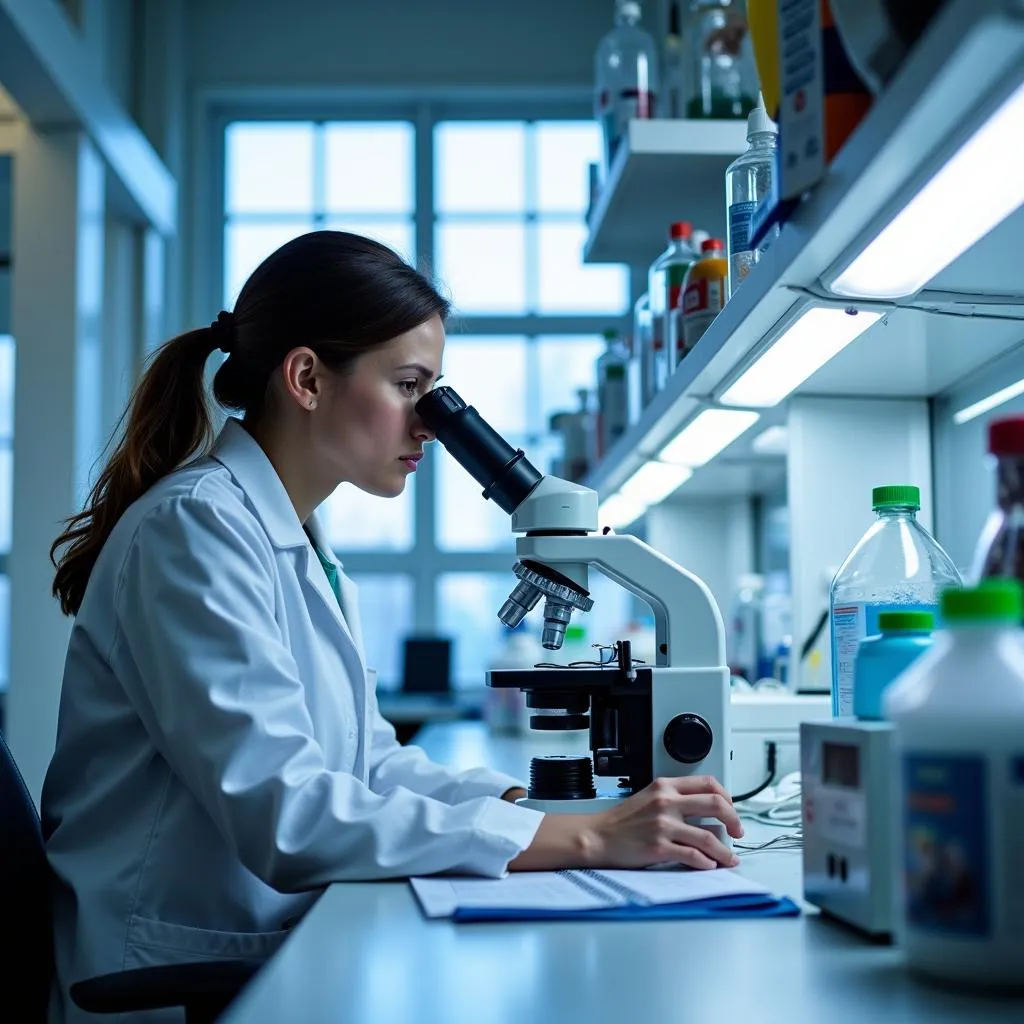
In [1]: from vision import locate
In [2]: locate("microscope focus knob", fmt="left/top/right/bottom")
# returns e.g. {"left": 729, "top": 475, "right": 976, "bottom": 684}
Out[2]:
{"left": 663, "top": 714, "right": 714, "bottom": 765}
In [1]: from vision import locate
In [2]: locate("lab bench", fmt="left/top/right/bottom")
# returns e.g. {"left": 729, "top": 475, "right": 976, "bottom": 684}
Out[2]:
{"left": 220, "top": 721, "right": 1023, "bottom": 1024}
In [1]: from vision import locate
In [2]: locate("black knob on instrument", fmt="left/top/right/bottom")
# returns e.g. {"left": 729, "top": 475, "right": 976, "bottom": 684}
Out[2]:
{"left": 663, "top": 714, "right": 713, "bottom": 764}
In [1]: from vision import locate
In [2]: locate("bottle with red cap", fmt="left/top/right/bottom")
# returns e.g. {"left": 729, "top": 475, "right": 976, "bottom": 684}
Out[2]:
{"left": 972, "top": 415, "right": 1024, "bottom": 594}
{"left": 681, "top": 238, "right": 728, "bottom": 352}
{"left": 646, "top": 221, "right": 698, "bottom": 403}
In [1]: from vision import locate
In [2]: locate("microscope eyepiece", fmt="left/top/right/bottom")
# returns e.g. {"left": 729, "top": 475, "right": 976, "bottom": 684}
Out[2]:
{"left": 416, "top": 385, "right": 543, "bottom": 515}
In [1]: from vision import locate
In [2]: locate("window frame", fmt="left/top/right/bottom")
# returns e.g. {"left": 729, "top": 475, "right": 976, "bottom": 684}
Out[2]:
{"left": 202, "top": 90, "right": 644, "bottom": 686}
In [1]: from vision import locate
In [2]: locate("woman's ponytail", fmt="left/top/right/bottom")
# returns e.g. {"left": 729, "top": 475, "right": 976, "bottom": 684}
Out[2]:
{"left": 51, "top": 327, "right": 219, "bottom": 616}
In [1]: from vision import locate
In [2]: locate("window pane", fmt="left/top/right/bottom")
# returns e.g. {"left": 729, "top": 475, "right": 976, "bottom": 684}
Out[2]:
{"left": 436, "top": 449, "right": 515, "bottom": 552}
{"left": 0, "top": 575, "right": 9, "bottom": 690}
{"left": 436, "top": 122, "right": 526, "bottom": 213}
{"left": 348, "top": 573, "right": 413, "bottom": 690}
{"left": 441, "top": 336, "right": 527, "bottom": 434}
{"left": 436, "top": 222, "right": 526, "bottom": 314}
{"left": 0, "top": 336, "right": 13, "bottom": 439}
{"left": 225, "top": 123, "right": 315, "bottom": 214}
{"left": 323, "top": 218, "right": 415, "bottom": 265}
{"left": 536, "top": 335, "right": 604, "bottom": 427}
{"left": 324, "top": 123, "right": 414, "bottom": 214}
{"left": 320, "top": 480, "right": 415, "bottom": 552}
{"left": 224, "top": 221, "right": 313, "bottom": 308}
{"left": 536, "top": 121, "right": 601, "bottom": 214}
{"left": 437, "top": 572, "right": 635, "bottom": 689}
{"left": 536, "top": 222, "right": 629, "bottom": 314}
{"left": 0, "top": 446, "right": 10, "bottom": 551}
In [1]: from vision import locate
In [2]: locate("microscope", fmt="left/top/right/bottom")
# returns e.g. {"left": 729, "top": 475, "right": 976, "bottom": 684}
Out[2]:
{"left": 416, "top": 387, "right": 732, "bottom": 837}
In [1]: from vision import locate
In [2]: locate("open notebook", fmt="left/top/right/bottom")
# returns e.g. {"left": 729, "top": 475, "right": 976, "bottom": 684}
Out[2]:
{"left": 411, "top": 867, "right": 800, "bottom": 922}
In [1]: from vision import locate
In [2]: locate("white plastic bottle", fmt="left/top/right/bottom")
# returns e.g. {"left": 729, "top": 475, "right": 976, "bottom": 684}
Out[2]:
{"left": 595, "top": 329, "right": 631, "bottom": 460}
{"left": 884, "top": 580, "right": 1024, "bottom": 990}
{"left": 724, "top": 94, "right": 778, "bottom": 299}
{"left": 594, "top": 0, "right": 659, "bottom": 179}
{"left": 648, "top": 221, "right": 697, "bottom": 397}
{"left": 830, "top": 485, "right": 961, "bottom": 717}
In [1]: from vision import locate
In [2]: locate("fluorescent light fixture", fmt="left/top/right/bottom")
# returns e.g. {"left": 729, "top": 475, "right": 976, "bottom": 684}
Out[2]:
{"left": 659, "top": 408, "right": 760, "bottom": 466}
{"left": 598, "top": 494, "right": 647, "bottom": 529}
{"left": 832, "top": 80, "right": 1024, "bottom": 298}
{"left": 953, "top": 376, "right": 1024, "bottom": 425}
{"left": 620, "top": 461, "right": 693, "bottom": 505}
{"left": 751, "top": 424, "right": 789, "bottom": 455}
{"left": 721, "top": 306, "right": 882, "bottom": 408}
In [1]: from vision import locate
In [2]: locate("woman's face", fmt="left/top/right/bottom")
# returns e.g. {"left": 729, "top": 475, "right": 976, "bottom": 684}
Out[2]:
{"left": 315, "top": 315, "right": 445, "bottom": 498}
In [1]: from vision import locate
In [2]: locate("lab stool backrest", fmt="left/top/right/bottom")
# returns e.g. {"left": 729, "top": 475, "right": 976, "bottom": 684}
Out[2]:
{"left": 0, "top": 728, "right": 54, "bottom": 1021}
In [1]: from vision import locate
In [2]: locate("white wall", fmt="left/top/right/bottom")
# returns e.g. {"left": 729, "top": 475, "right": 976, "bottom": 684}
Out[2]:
{"left": 182, "top": 0, "right": 613, "bottom": 90}
{"left": 644, "top": 497, "right": 755, "bottom": 618}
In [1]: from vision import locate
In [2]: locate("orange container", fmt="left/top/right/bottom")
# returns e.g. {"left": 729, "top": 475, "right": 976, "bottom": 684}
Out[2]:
{"left": 681, "top": 239, "right": 728, "bottom": 353}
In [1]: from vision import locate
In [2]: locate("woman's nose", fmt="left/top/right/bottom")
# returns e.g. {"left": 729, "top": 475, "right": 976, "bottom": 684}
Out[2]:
{"left": 412, "top": 416, "right": 436, "bottom": 443}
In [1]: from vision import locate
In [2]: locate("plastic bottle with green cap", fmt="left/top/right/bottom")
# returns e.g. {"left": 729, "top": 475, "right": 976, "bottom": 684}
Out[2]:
{"left": 883, "top": 579, "right": 1024, "bottom": 989}
{"left": 852, "top": 610, "right": 934, "bottom": 721}
{"left": 829, "top": 484, "right": 961, "bottom": 717}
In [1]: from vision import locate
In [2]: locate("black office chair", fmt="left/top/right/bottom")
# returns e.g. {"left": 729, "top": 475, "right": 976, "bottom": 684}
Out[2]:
{"left": 0, "top": 729, "right": 263, "bottom": 1023}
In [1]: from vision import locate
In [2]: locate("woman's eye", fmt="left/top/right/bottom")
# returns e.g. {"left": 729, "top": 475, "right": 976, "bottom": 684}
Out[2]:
{"left": 399, "top": 380, "right": 419, "bottom": 395}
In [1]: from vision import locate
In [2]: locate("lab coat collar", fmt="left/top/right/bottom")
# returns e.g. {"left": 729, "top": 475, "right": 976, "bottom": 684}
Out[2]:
{"left": 209, "top": 418, "right": 366, "bottom": 664}
{"left": 209, "top": 418, "right": 308, "bottom": 551}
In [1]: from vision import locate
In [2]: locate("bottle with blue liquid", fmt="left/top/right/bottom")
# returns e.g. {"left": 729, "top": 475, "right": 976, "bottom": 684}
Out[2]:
{"left": 830, "top": 485, "right": 961, "bottom": 717}
{"left": 852, "top": 611, "right": 933, "bottom": 720}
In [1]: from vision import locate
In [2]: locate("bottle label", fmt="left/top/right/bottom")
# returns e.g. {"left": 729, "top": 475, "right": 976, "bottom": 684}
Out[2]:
{"left": 728, "top": 200, "right": 757, "bottom": 253}
{"left": 830, "top": 601, "right": 936, "bottom": 716}
{"left": 682, "top": 277, "right": 723, "bottom": 316}
{"left": 901, "top": 754, "right": 990, "bottom": 937}
{"left": 667, "top": 261, "right": 691, "bottom": 311}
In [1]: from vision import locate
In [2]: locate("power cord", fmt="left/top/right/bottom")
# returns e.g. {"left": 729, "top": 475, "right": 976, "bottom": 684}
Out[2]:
{"left": 730, "top": 741, "right": 777, "bottom": 803}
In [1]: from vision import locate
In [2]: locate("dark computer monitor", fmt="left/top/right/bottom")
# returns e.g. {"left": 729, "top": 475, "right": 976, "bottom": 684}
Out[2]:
{"left": 401, "top": 636, "right": 453, "bottom": 694}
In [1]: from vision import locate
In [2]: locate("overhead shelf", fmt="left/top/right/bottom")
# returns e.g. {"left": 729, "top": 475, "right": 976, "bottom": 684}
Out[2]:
{"left": 583, "top": 118, "right": 747, "bottom": 266}
{"left": 583, "top": 0, "right": 1024, "bottom": 501}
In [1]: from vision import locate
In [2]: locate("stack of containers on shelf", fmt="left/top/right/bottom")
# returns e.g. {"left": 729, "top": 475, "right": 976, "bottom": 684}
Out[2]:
{"left": 884, "top": 580, "right": 1024, "bottom": 990}
{"left": 594, "top": 0, "right": 659, "bottom": 180}
{"left": 680, "top": 238, "right": 727, "bottom": 353}
{"left": 829, "top": 485, "right": 961, "bottom": 718}
{"left": 595, "top": 329, "right": 632, "bottom": 460}
{"left": 647, "top": 222, "right": 698, "bottom": 404}
{"left": 724, "top": 94, "right": 778, "bottom": 298}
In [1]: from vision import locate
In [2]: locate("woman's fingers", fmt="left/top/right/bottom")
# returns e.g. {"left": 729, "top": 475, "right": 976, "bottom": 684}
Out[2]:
{"left": 675, "top": 792, "right": 745, "bottom": 839}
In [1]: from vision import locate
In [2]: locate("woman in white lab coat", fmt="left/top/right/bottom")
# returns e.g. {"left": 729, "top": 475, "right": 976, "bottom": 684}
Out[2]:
{"left": 43, "top": 231, "right": 743, "bottom": 1021}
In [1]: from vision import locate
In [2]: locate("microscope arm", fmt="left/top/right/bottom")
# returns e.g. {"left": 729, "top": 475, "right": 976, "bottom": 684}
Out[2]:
{"left": 515, "top": 533, "right": 727, "bottom": 670}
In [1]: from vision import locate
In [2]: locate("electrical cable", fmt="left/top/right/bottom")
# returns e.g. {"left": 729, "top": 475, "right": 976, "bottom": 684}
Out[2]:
{"left": 730, "top": 740, "right": 777, "bottom": 803}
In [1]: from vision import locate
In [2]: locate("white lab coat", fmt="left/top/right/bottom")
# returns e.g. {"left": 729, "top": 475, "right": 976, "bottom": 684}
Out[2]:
{"left": 42, "top": 418, "right": 543, "bottom": 1023}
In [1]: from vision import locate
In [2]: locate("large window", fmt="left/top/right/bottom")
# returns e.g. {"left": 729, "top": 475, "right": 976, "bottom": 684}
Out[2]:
{"left": 223, "top": 111, "right": 632, "bottom": 688}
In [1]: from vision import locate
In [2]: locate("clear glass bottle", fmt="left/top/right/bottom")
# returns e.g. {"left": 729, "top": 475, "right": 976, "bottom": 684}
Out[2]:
{"left": 829, "top": 485, "right": 961, "bottom": 717}
{"left": 648, "top": 221, "right": 697, "bottom": 395}
{"left": 687, "top": 0, "right": 756, "bottom": 119}
{"left": 595, "top": 329, "right": 631, "bottom": 460}
{"left": 725, "top": 94, "right": 778, "bottom": 298}
{"left": 633, "top": 292, "right": 656, "bottom": 409}
{"left": 594, "top": 0, "right": 660, "bottom": 179}
{"left": 971, "top": 415, "right": 1024, "bottom": 595}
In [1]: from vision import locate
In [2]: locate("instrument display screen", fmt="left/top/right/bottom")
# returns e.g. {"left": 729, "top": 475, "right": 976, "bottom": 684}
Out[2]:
{"left": 822, "top": 741, "right": 860, "bottom": 789}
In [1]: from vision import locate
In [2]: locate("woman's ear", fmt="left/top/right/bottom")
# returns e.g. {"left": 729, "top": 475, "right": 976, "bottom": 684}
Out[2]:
{"left": 280, "top": 347, "right": 321, "bottom": 410}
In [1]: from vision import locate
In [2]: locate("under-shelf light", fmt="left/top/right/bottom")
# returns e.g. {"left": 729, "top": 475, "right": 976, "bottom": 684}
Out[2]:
{"left": 953, "top": 376, "right": 1024, "bottom": 425}
{"left": 659, "top": 408, "right": 760, "bottom": 466}
{"left": 832, "top": 80, "right": 1024, "bottom": 299}
{"left": 720, "top": 306, "right": 882, "bottom": 408}
{"left": 619, "top": 461, "right": 694, "bottom": 506}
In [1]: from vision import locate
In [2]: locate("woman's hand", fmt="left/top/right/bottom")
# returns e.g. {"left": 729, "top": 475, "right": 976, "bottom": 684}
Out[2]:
{"left": 585, "top": 775, "right": 743, "bottom": 870}
{"left": 509, "top": 775, "right": 744, "bottom": 872}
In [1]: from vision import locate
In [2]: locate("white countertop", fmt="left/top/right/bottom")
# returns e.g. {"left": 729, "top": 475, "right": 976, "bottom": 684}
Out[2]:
{"left": 221, "top": 722, "right": 1023, "bottom": 1023}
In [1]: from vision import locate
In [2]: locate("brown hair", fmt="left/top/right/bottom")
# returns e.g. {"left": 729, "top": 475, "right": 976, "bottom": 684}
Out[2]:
{"left": 51, "top": 230, "right": 450, "bottom": 616}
